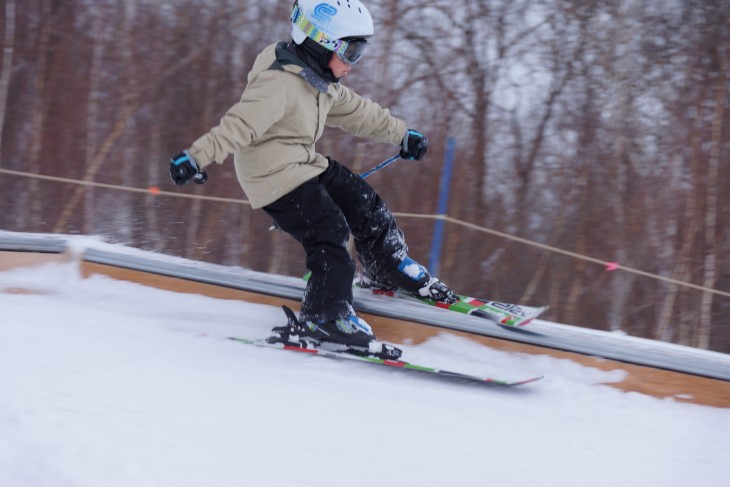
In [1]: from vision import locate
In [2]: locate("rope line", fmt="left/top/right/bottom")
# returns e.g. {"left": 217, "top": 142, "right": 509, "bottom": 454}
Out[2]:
{"left": 0, "top": 168, "right": 250, "bottom": 205}
{"left": 3, "top": 167, "right": 728, "bottom": 299}
{"left": 395, "top": 213, "right": 730, "bottom": 299}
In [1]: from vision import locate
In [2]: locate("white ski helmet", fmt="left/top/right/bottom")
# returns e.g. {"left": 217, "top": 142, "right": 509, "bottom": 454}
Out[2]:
{"left": 291, "top": 0, "right": 374, "bottom": 63}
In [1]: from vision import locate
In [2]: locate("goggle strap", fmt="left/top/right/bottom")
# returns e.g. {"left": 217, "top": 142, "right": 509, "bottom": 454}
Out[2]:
{"left": 291, "top": 4, "right": 349, "bottom": 58}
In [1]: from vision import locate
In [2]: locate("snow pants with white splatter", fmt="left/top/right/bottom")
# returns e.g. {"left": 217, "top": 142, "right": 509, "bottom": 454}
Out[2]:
{"left": 263, "top": 158, "right": 429, "bottom": 323}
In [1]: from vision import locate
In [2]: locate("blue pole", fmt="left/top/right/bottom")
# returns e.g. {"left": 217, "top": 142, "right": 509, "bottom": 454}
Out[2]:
{"left": 359, "top": 154, "right": 401, "bottom": 180}
{"left": 428, "top": 137, "right": 455, "bottom": 276}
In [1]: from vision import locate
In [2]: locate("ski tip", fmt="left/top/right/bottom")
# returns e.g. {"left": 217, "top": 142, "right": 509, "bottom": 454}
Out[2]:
{"left": 515, "top": 305, "right": 550, "bottom": 327}
{"left": 228, "top": 336, "right": 255, "bottom": 344}
{"left": 507, "top": 375, "right": 544, "bottom": 386}
{"left": 518, "top": 317, "right": 536, "bottom": 327}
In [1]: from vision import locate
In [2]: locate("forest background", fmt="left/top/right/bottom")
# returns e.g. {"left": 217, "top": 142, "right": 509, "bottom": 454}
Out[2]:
{"left": 1, "top": 0, "right": 728, "bottom": 352}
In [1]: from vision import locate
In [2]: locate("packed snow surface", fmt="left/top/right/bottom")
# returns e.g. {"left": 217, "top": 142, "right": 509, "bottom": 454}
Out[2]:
{"left": 1, "top": 261, "right": 728, "bottom": 487}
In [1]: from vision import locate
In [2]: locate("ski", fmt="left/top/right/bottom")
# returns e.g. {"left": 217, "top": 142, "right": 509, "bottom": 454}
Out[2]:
{"left": 358, "top": 286, "right": 548, "bottom": 327}
{"left": 228, "top": 336, "right": 543, "bottom": 387}
{"left": 302, "top": 271, "right": 548, "bottom": 328}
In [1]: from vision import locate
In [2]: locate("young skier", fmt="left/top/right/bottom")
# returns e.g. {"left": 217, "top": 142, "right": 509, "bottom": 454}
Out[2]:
{"left": 170, "top": 0, "right": 456, "bottom": 351}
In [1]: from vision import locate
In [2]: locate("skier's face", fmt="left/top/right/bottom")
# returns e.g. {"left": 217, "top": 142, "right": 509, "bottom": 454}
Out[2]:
{"left": 328, "top": 54, "right": 352, "bottom": 78}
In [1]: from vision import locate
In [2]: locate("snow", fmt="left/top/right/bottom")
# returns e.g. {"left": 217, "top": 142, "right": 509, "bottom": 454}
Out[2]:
{"left": 1, "top": 260, "right": 729, "bottom": 487}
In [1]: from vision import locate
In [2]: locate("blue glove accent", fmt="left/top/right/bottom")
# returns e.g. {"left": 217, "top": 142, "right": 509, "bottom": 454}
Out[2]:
{"left": 400, "top": 129, "right": 428, "bottom": 161}
{"left": 171, "top": 152, "right": 191, "bottom": 166}
{"left": 170, "top": 150, "right": 207, "bottom": 185}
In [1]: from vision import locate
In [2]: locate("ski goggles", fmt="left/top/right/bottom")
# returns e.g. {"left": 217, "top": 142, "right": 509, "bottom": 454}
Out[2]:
{"left": 335, "top": 38, "right": 368, "bottom": 65}
{"left": 291, "top": 5, "right": 369, "bottom": 65}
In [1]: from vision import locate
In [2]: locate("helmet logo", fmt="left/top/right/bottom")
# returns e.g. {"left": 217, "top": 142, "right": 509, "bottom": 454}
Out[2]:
{"left": 311, "top": 3, "right": 337, "bottom": 28}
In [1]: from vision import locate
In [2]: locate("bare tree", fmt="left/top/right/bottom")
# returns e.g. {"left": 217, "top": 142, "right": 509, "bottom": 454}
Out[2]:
{"left": 1, "top": 0, "right": 729, "bottom": 352}
{"left": 0, "top": 0, "right": 16, "bottom": 166}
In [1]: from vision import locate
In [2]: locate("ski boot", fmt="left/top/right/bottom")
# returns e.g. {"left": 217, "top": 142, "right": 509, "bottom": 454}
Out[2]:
{"left": 267, "top": 306, "right": 402, "bottom": 360}
{"left": 361, "top": 257, "right": 458, "bottom": 306}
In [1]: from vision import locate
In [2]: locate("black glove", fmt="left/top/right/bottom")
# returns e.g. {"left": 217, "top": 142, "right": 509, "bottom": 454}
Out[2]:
{"left": 400, "top": 129, "right": 428, "bottom": 161}
{"left": 170, "top": 150, "right": 208, "bottom": 186}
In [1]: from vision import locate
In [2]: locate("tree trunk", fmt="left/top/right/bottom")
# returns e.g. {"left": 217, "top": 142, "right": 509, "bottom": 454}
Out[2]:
{"left": 83, "top": 5, "right": 105, "bottom": 235}
{"left": 24, "top": 0, "right": 53, "bottom": 230}
{"left": 0, "top": 0, "right": 16, "bottom": 166}
{"left": 697, "top": 47, "right": 726, "bottom": 349}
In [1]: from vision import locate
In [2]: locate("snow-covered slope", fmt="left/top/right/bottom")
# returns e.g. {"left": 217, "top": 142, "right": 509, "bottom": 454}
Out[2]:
{"left": 1, "top": 260, "right": 729, "bottom": 487}
{"left": 4, "top": 231, "right": 729, "bottom": 381}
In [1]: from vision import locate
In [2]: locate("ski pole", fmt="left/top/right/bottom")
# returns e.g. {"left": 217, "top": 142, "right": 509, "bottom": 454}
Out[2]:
{"left": 359, "top": 153, "right": 402, "bottom": 179}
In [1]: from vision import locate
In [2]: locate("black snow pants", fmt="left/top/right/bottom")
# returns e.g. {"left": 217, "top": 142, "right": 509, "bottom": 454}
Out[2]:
{"left": 263, "top": 158, "right": 410, "bottom": 323}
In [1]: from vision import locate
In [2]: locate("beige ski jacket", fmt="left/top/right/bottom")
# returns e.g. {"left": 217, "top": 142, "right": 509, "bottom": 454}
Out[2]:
{"left": 188, "top": 42, "right": 407, "bottom": 209}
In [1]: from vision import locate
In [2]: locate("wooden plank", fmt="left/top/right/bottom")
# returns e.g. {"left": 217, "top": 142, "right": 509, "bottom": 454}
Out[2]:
{"left": 79, "top": 260, "right": 730, "bottom": 408}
